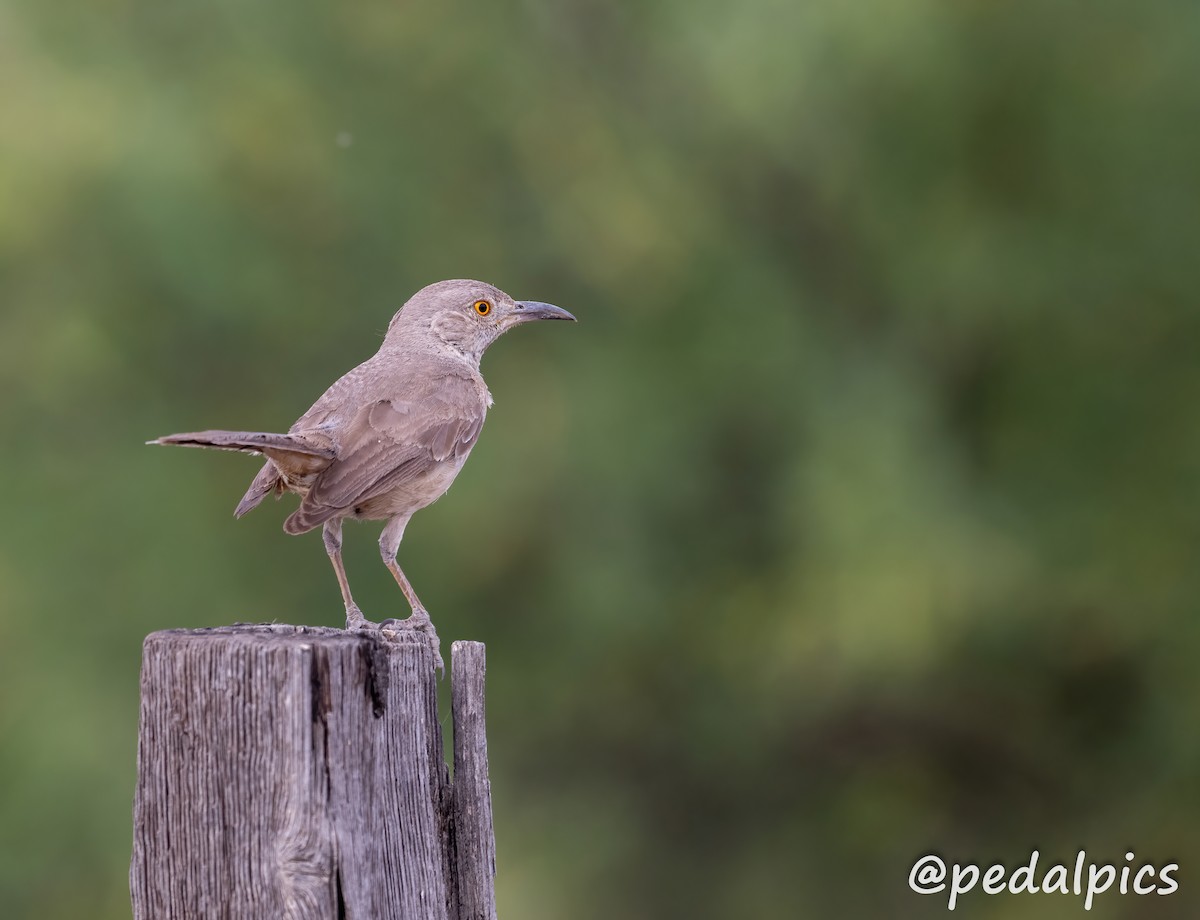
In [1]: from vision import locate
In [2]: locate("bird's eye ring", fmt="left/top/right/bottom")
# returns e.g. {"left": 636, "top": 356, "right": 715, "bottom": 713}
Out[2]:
{"left": 473, "top": 300, "right": 491, "bottom": 316}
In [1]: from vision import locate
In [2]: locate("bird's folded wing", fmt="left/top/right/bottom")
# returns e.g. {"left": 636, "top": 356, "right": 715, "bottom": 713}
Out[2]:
{"left": 284, "top": 386, "right": 485, "bottom": 532}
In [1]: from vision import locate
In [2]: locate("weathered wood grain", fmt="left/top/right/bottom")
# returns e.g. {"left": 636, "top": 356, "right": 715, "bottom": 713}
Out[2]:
{"left": 130, "top": 624, "right": 496, "bottom": 919}
{"left": 450, "top": 641, "right": 497, "bottom": 920}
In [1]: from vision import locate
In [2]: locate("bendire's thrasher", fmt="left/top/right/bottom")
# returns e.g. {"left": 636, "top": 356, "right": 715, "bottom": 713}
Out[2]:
{"left": 151, "top": 279, "right": 574, "bottom": 658}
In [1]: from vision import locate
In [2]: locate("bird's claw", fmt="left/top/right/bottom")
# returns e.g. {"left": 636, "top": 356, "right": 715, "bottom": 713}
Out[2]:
{"left": 343, "top": 605, "right": 443, "bottom": 675}
{"left": 380, "top": 609, "right": 444, "bottom": 675}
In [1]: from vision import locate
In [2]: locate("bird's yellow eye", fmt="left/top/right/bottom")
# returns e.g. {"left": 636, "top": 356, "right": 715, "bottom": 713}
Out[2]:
{"left": 474, "top": 300, "right": 491, "bottom": 316}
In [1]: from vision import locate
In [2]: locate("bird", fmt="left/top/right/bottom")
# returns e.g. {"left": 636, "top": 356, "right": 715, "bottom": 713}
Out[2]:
{"left": 150, "top": 279, "right": 575, "bottom": 664}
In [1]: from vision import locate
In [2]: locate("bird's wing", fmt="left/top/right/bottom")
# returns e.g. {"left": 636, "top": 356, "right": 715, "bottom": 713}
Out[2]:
{"left": 283, "top": 374, "right": 486, "bottom": 533}
{"left": 290, "top": 358, "right": 380, "bottom": 433}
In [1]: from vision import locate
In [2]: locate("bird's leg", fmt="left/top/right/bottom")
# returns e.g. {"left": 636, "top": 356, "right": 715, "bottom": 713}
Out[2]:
{"left": 377, "top": 515, "right": 443, "bottom": 672}
{"left": 377, "top": 515, "right": 427, "bottom": 613}
{"left": 323, "top": 519, "right": 372, "bottom": 630}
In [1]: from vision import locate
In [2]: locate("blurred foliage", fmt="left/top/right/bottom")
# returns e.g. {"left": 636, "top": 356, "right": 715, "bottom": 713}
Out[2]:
{"left": 2, "top": 0, "right": 1199, "bottom": 917}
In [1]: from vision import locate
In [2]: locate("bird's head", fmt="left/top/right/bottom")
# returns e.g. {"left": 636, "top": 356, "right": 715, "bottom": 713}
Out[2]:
{"left": 385, "top": 279, "right": 575, "bottom": 362}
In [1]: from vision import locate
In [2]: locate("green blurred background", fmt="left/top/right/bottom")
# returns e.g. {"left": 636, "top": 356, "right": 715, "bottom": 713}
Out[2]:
{"left": 3, "top": 1, "right": 1199, "bottom": 917}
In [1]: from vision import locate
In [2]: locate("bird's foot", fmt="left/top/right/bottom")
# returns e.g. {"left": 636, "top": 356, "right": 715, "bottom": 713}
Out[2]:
{"left": 344, "top": 604, "right": 377, "bottom": 631}
{"left": 380, "top": 608, "right": 444, "bottom": 675}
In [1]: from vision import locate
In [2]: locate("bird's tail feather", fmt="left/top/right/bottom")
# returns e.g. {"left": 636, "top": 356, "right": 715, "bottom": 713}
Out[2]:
{"left": 235, "top": 460, "right": 283, "bottom": 519}
{"left": 148, "top": 429, "right": 335, "bottom": 457}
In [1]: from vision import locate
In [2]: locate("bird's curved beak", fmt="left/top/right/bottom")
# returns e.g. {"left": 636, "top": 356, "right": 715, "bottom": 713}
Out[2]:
{"left": 512, "top": 301, "right": 576, "bottom": 324}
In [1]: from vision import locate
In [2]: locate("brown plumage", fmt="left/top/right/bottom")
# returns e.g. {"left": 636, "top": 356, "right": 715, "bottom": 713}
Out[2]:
{"left": 151, "top": 279, "right": 575, "bottom": 661}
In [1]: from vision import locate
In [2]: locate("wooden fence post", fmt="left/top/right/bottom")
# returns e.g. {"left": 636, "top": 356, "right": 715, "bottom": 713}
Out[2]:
{"left": 130, "top": 624, "right": 497, "bottom": 920}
